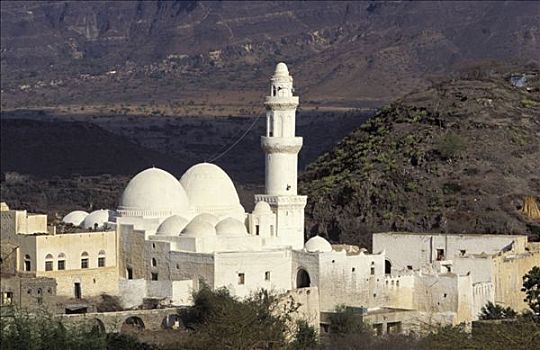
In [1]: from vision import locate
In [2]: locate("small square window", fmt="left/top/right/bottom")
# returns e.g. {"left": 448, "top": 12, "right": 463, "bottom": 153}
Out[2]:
{"left": 45, "top": 261, "right": 53, "bottom": 271}
{"left": 370, "top": 267, "right": 375, "bottom": 275}
{"left": 460, "top": 250, "right": 466, "bottom": 256}
{"left": 265, "top": 271, "right": 271, "bottom": 281}
{"left": 98, "top": 257, "right": 105, "bottom": 267}
{"left": 151, "top": 272, "right": 158, "bottom": 281}
{"left": 58, "top": 260, "right": 65, "bottom": 270}
{"left": 407, "top": 265, "right": 413, "bottom": 270}
{"left": 238, "top": 273, "right": 245, "bottom": 285}
{"left": 81, "top": 258, "right": 89, "bottom": 269}
{"left": 352, "top": 267, "right": 356, "bottom": 272}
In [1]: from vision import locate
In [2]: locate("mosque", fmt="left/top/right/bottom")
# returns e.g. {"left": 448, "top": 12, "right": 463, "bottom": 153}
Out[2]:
{"left": 1, "top": 63, "right": 539, "bottom": 333}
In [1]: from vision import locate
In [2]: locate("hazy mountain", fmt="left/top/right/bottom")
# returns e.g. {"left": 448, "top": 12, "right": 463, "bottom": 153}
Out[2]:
{"left": 1, "top": 1, "right": 538, "bottom": 111}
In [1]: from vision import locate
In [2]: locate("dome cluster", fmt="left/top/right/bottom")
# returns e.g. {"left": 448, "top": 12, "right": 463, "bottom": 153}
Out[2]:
{"left": 62, "top": 209, "right": 113, "bottom": 230}
{"left": 117, "top": 163, "right": 245, "bottom": 221}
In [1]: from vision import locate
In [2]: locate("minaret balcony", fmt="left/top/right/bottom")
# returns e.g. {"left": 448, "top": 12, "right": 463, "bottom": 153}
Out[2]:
{"left": 261, "top": 136, "right": 303, "bottom": 154}
{"left": 264, "top": 96, "right": 299, "bottom": 110}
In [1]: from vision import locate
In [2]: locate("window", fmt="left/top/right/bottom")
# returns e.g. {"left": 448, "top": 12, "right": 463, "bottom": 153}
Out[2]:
{"left": 270, "top": 225, "right": 274, "bottom": 236}
{"left": 2, "top": 292, "right": 13, "bottom": 305}
{"left": 151, "top": 258, "right": 157, "bottom": 267}
{"left": 265, "top": 271, "right": 271, "bottom": 281}
{"left": 370, "top": 262, "right": 375, "bottom": 275}
{"left": 352, "top": 267, "right": 356, "bottom": 272}
{"left": 45, "top": 254, "right": 53, "bottom": 271}
{"left": 436, "top": 249, "right": 445, "bottom": 261}
{"left": 127, "top": 267, "right": 133, "bottom": 280}
{"left": 151, "top": 272, "right": 158, "bottom": 281}
{"left": 81, "top": 252, "right": 89, "bottom": 269}
{"left": 255, "top": 225, "right": 260, "bottom": 236}
{"left": 407, "top": 265, "right": 413, "bottom": 270}
{"left": 460, "top": 249, "right": 466, "bottom": 256}
{"left": 238, "top": 273, "right": 245, "bottom": 285}
{"left": 24, "top": 255, "right": 31, "bottom": 271}
{"left": 58, "top": 260, "right": 65, "bottom": 270}
{"left": 98, "top": 250, "right": 105, "bottom": 267}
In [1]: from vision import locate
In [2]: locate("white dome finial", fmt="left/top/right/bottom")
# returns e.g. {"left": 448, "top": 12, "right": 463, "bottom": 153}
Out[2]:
{"left": 275, "top": 62, "right": 289, "bottom": 75}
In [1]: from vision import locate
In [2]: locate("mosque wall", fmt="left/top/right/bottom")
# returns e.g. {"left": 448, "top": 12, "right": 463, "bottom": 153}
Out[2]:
{"left": 145, "top": 240, "right": 172, "bottom": 281}
{"left": 374, "top": 233, "right": 526, "bottom": 272}
{"left": 119, "top": 279, "right": 147, "bottom": 308}
{"left": 119, "top": 225, "right": 146, "bottom": 280}
{"left": 313, "top": 251, "right": 387, "bottom": 312}
{"left": 382, "top": 273, "right": 416, "bottom": 309}
{"left": 169, "top": 251, "right": 215, "bottom": 289}
{"left": 214, "top": 249, "right": 293, "bottom": 298}
{"left": 171, "top": 280, "right": 193, "bottom": 305}
{"left": 492, "top": 250, "right": 540, "bottom": 311}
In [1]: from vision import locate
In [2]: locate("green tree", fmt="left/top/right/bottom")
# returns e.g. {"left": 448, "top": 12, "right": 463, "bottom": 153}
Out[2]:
{"left": 328, "top": 305, "right": 369, "bottom": 336}
{"left": 290, "top": 320, "right": 318, "bottom": 350}
{"left": 179, "top": 284, "right": 311, "bottom": 350}
{"left": 479, "top": 301, "right": 517, "bottom": 320}
{"left": 522, "top": 266, "right": 540, "bottom": 316}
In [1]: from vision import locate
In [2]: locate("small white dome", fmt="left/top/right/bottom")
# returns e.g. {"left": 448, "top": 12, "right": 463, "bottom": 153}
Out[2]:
{"left": 191, "top": 213, "right": 219, "bottom": 226}
{"left": 275, "top": 62, "right": 289, "bottom": 76}
{"left": 181, "top": 220, "right": 216, "bottom": 237}
{"left": 305, "top": 236, "right": 332, "bottom": 253}
{"left": 156, "top": 215, "right": 189, "bottom": 236}
{"left": 253, "top": 201, "right": 272, "bottom": 215}
{"left": 82, "top": 210, "right": 112, "bottom": 230}
{"left": 118, "top": 167, "right": 190, "bottom": 218}
{"left": 180, "top": 163, "right": 244, "bottom": 218}
{"left": 216, "top": 217, "right": 247, "bottom": 236}
{"left": 62, "top": 210, "right": 89, "bottom": 226}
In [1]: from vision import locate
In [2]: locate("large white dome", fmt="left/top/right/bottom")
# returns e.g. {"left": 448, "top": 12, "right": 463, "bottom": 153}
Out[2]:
{"left": 305, "top": 236, "right": 332, "bottom": 253}
{"left": 118, "top": 167, "right": 189, "bottom": 218}
{"left": 82, "top": 210, "right": 113, "bottom": 230}
{"left": 179, "top": 163, "right": 244, "bottom": 218}
{"left": 156, "top": 215, "right": 189, "bottom": 236}
{"left": 216, "top": 217, "right": 247, "bottom": 236}
{"left": 62, "top": 210, "right": 89, "bottom": 226}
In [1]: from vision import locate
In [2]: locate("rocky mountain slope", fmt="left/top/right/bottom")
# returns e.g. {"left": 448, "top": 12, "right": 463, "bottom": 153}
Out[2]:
{"left": 299, "top": 64, "right": 540, "bottom": 247}
{"left": 1, "top": 1, "right": 538, "bottom": 112}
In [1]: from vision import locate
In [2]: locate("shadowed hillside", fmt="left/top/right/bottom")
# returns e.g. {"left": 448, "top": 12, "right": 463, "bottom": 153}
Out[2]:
{"left": 300, "top": 64, "right": 540, "bottom": 247}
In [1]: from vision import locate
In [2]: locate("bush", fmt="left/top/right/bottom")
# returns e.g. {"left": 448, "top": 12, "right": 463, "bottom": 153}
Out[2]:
{"left": 436, "top": 133, "right": 466, "bottom": 160}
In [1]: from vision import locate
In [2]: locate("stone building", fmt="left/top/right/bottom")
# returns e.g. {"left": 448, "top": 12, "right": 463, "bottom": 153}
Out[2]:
{"left": 1, "top": 63, "right": 539, "bottom": 333}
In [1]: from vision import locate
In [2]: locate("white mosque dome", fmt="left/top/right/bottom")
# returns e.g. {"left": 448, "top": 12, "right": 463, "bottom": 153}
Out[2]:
{"left": 216, "top": 217, "right": 247, "bottom": 236}
{"left": 62, "top": 210, "right": 89, "bottom": 226}
{"left": 82, "top": 209, "right": 112, "bottom": 230}
{"left": 305, "top": 236, "right": 332, "bottom": 253}
{"left": 179, "top": 163, "right": 244, "bottom": 218}
{"left": 191, "top": 213, "right": 219, "bottom": 226}
{"left": 275, "top": 62, "right": 289, "bottom": 76}
{"left": 118, "top": 167, "right": 189, "bottom": 218}
{"left": 181, "top": 219, "right": 216, "bottom": 237}
{"left": 253, "top": 201, "right": 272, "bottom": 215}
{"left": 156, "top": 215, "right": 189, "bottom": 236}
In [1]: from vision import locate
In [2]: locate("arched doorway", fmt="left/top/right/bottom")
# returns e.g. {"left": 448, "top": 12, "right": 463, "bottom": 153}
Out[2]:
{"left": 296, "top": 269, "right": 311, "bottom": 288}
{"left": 161, "top": 314, "right": 182, "bottom": 329}
{"left": 385, "top": 259, "right": 392, "bottom": 274}
{"left": 90, "top": 318, "right": 105, "bottom": 334}
{"left": 121, "top": 316, "right": 145, "bottom": 333}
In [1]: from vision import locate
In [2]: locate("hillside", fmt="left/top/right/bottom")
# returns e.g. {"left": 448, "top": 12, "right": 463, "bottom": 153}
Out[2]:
{"left": 1, "top": 1, "right": 538, "bottom": 113}
{"left": 299, "top": 64, "right": 540, "bottom": 247}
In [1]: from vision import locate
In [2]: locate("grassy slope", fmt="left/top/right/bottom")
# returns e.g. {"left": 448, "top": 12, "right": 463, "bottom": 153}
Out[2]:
{"left": 299, "top": 65, "right": 540, "bottom": 247}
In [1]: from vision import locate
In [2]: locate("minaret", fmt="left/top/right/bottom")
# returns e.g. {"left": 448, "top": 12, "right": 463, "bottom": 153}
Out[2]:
{"left": 255, "top": 62, "right": 307, "bottom": 250}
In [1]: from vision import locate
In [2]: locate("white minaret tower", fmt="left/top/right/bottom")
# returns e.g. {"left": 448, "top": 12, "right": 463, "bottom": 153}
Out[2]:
{"left": 255, "top": 62, "right": 307, "bottom": 250}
